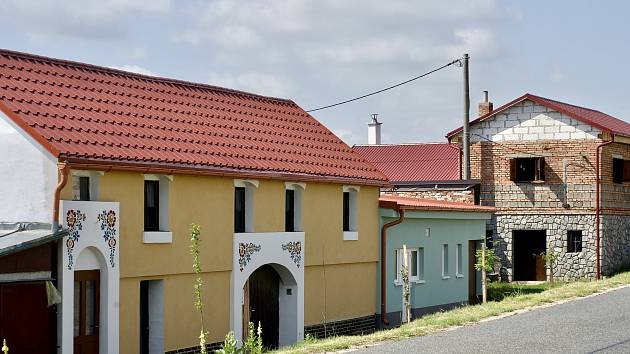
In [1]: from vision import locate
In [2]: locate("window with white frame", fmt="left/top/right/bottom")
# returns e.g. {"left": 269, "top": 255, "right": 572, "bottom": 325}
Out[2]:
{"left": 234, "top": 179, "right": 258, "bottom": 233}
{"left": 285, "top": 182, "right": 305, "bottom": 232}
{"left": 456, "top": 243, "right": 463, "bottom": 277}
{"left": 342, "top": 185, "right": 359, "bottom": 240}
{"left": 442, "top": 244, "right": 450, "bottom": 278}
{"left": 143, "top": 174, "right": 173, "bottom": 244}
{"left": 395, "top": 248, "right": 424, "bottom": 284}
{"left": 71, "top": 170, "right": 101, "bottom": 201}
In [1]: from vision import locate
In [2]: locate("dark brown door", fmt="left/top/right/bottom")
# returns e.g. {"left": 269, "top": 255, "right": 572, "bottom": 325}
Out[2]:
{"left": 513, "top": 230, "right": 546, "bottom": 281}
{"left": 248, "top": 265, "right": 279, "bottom": 349}
{"left": 0, "top": 282, "right": 55, "bottom": 353}
{"left": 468, "top": 240, "right": 479, "bottom": 304}
{"left": 74, "top": 270, "right": 100, "bottom": 354}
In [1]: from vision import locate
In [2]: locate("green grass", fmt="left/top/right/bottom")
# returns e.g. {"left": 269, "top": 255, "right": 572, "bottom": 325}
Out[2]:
{"left": 487, "top": 281, "right": 564, "bottom": 302}
{"left": 273, "top": 271, "right": 630, "bottom": 354}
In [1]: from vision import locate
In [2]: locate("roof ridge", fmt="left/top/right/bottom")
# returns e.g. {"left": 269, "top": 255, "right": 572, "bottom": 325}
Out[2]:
{"left": 353, "top": 142, "right": 454, "bottom": 147}
{"left": 0, "top": 48, "right": 295, "bottom": 106}
{"left": 526, "top": 93, "right": 604, "bottom": 114}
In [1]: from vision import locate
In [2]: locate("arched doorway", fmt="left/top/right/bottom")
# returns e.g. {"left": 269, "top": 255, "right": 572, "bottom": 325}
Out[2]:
{"left": 245, "top": 265, "right": 280, "bottom": 349}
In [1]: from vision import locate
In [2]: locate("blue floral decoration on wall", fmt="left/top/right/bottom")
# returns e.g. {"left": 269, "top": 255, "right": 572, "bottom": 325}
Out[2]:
{"left": 65, "top": 209, "right": 86, "bottom": 270}
{"left": 282, "top": 241, "right": 302, "bottom": 268}
{"left": 97, "top": 209, "right": 118, "bottom": 268}
{"left": 239, "top": 242, "right": 262, "bottom": 271}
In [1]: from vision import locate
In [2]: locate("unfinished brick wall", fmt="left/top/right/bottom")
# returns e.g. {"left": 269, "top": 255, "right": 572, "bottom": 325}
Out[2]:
{"left": 381, "top": 189, "right": 475, "bottom": 204}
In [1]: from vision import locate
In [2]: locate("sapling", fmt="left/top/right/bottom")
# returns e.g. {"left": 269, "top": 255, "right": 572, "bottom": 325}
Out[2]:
{"left": 190, "top": 223, "right": 208, "bottom": 354}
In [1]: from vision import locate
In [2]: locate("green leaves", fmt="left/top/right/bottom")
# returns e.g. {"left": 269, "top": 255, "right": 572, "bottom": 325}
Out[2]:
{"left": 474, "top": 248, "right": 500, "bottom": 273}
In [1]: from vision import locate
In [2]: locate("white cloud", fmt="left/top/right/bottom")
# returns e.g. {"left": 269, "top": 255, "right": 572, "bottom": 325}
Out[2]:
{"left": 109, "top": 65, "right": 156, "bottom": 76}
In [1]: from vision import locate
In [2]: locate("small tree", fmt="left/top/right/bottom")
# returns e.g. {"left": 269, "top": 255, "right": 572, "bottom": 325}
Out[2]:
{"left": 400, "top": 245, "right": 411, "bottom": 324}
{"left": 541, "top": 249, "right": 559, "bottom": 283}
{"left": 475, "top": 243, "right": 500, "bottom": 303}
{"left": 190, "top": 224, "right": 208, "bottom": 354}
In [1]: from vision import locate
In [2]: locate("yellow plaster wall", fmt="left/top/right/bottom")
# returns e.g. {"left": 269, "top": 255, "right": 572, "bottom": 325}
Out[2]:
{"left": 63, "top": 169, "right": 380, "bottom": 350}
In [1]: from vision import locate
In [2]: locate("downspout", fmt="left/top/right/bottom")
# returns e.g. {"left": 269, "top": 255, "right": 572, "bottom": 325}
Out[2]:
{"left": 52, "top": 162, "right": 70, "bottom": 232}
{"left": 380, "top": 206, "right": 405, "bottom": 326}
{"left": 595, "top": 139, "right": 613, "bottom": 280}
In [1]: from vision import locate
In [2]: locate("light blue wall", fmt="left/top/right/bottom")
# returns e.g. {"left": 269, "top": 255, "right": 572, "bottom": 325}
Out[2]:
{"left": 377, "top": 209, "right": 491, "bottom": 315}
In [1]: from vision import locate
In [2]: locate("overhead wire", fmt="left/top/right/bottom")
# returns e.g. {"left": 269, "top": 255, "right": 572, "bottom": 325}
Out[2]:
{"left": 305, "top": 58, "right": 461, "bottom": 113}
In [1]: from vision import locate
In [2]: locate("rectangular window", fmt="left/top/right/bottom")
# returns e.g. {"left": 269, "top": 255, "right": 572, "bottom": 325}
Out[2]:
{"left": 79, "top": 176, "right": 91, "bottom": 201}
{"left": 343, "top": 191, "right": 350, "bottom": 231}
{"left": 510, "top": 157, "right": 545, "bottom": 182}
{"left": 144, "top": 180, "right": 159, "bottom": 232}
{"left": 285, "top": 189, "right": 295, "bottom": 232}
{"left": 234, "top": 187, "right": 246, "bottom": 233}
{"left": 567, "top": 230, "right": 583, "bottom": 253}
{"left": 395, "top": 248, "right": 424, "bottom": 283}
{"left": 456, "top": 243, "right": 463, "bottom": 277}
{"left": 442, "top": 244, "right": 449, "bottom": 278}
{"left": 612, "top": 158, "right": 630, "bottom": 183}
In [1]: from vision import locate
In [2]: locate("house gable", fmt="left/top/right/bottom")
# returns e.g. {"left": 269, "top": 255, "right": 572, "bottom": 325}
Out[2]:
{"left": 0, "top": 111, "right": 58, "bottom": 224}
{"left": 465, "top": 99, "right": 601, "bottom": 142}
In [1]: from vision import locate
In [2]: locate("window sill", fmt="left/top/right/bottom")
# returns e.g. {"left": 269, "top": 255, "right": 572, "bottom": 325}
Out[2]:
{"left": 394, "top": 280, "right": 425, "bottom": 286}
{"left": 143, "top": 231, "right": 172, "bottom": 244}
{"left": 343, "top": 231, "right": 358, "bottom": 241}
{"left": 441, "top": 275, "right": 451, "bottom": 280}
{"left": 456, "top": 274, "right": 464, "bottom": 278}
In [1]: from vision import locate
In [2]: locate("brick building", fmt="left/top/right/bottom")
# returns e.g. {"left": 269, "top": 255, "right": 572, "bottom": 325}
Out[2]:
{"left": 447, "top": 93, "right": 630, "bottom": 281}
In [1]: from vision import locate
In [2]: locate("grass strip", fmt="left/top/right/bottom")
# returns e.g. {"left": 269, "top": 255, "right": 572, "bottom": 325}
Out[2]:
{"left": 275, "top": 270, "right": 630, "bottom": 354}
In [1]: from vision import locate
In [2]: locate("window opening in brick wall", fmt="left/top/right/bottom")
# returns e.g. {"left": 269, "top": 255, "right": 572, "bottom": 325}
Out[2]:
{"left": 485, "top": 230, "right": 494, "bottom": 249}
{"left": 613, "top": 158, "right": 630, "bottom": 183}
{"left": 510, "top": 157, "right": 545, "bottom": 182}
{"left": 567, "top": 230, "right": 583, "bottom": 253}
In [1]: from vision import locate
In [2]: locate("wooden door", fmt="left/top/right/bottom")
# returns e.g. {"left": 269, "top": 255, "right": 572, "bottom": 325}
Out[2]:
{"left": 248, "top": 265, "right": 279, "bottom": 349}
{"left": 468, "top": 240, "right": 479, "bottom": 304}
{"left": 74, "top": 270, "right": 100, "bottom": 354}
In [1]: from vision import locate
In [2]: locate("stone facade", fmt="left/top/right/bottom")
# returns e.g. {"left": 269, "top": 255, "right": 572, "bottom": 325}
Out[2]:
{"left": 601, "top": 214, "right": 630, "bottom": 274}
{"left": 490, "top": 214, "right": 597, "bottom": 281}
{"left": 383, "top": 188, "right": 475, "bottom": 204}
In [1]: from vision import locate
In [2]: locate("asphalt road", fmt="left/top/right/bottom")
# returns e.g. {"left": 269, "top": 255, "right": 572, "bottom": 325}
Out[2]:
{"left": 356, "top": 286, "right": 630, "bottom": 354}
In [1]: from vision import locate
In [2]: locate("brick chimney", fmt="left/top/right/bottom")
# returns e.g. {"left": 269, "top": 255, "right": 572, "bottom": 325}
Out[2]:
{"left": 478, "top": 90, "right": 493, "bottom": 117}
{"left": 367, "top": 113, "right": 382, "bottom": 145}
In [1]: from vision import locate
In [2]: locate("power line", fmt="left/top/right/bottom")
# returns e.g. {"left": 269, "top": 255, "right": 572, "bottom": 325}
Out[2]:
{"left": 305, "top": 58, "right": 461, "bottom": 113}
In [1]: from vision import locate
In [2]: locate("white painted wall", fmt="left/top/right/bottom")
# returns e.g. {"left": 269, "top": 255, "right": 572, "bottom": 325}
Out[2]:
{"left": 0, "top": 111, "right": 57, "bottom": 223}
{"left": 466, "top": 100, "right": 601, "bottom": 142}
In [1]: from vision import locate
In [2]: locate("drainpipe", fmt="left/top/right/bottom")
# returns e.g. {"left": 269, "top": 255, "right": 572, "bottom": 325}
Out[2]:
{"left": 595, "top": 139, "right": 613, "bottom": 280}
{"left": 52, "top": 162, "right": 70, "bottom": 232}
{"left": 380, "top": 206, "right": 405, "bottom": 326}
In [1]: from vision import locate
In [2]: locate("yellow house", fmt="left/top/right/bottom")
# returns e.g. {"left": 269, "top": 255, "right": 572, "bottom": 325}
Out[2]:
{"left": 0, "top": 49, "right": 388, "bottom": 353}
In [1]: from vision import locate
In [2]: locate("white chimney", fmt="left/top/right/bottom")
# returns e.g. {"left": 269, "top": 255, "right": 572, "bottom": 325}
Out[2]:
{"left": 368, "top": 113, "right": 382, "bottom": 145}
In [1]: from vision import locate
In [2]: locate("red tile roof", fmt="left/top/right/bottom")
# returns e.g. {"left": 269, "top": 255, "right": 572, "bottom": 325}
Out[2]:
{"left": 352, "top": 143, "right": 460, "bottom": 183}
{"left": 379, "top": 195, "right": 495, "bottom": 212}
{"left": 0, "top": 49, "right": 387, "bottom": 185}
{"left": 446, "top": 93, "right": 630, "bottom": 138}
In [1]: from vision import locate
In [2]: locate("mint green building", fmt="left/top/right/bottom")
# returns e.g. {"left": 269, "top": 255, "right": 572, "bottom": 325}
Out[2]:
{"left": 377, "top": 195, "right": 494, "bottom": 327}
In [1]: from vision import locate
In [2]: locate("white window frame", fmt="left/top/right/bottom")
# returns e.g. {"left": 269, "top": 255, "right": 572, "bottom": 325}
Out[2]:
{"left": 342, "top": 185, "right": 360, "bottom": 240}
{"left": 456, "top": 243, "right": 464, "bottom": 278}
{"left": 142, "top": 174, "right": 173, "bottom": 244}
{"left": 442, "top": 244, "right": 450, "bottom": 279}
{"left": 71, "top": 170, "right": 103, "bottom": 201}
{"left": 285, "top": 182, "right": 306, "bottom": 232}
{"left": 234, "top": 179, "right": 258, "bottom": 233}
{"left": 394, "top": 248, "right": 425, "bottom": 285}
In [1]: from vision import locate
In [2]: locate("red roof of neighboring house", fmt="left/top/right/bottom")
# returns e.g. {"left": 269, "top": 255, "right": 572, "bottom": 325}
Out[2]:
{"left": 446, "top": 93, "right": 630, "bottom": 138}
{"left": 352, "top": 143, "right": 460, "bottom": 183}
{"left": 379, "top": 195, "right": 495, "bottom": 212}
{"left": 0, "top": 49, "right": 387, "bottom": 185}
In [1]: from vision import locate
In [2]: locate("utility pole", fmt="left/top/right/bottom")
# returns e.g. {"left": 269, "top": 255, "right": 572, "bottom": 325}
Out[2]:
{"left": 462, "top": 53, "right": 471, "bottom": 180}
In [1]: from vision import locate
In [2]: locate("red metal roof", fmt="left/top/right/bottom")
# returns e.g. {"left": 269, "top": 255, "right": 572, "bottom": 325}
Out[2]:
{"left": 0, "top": 49, "right": 387, "bottom": 185}
{"left": 379, "top": 195, "right": 495, "bottom": 212}
{"left": 352, "top": 143, "right": 460, "bottom": 183}
{"left": 446, "top": 93, "right": 630, "bottom": 138}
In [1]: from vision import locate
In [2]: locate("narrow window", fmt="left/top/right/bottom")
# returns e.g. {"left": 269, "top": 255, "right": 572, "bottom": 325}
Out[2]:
{"left": 234, "top": 187, "right": 246, "bottom": 233}
{"left": 144, "top": 180, "right": 159, "bottom": 232}
{"left": 285, "top": 189, "right": 295, "bottom": 232}
{"left": 395, "top": 248, "right": 423, "bottom": 283}
{"left": 343, "top": 191, "right": 350, "bottom": 231}
{"left": 510, "top": 157, "right": 545, "bottom": 182}
{"left": 567, "top": 230, "right": 583, "bottom": 253}
{"left": 394, "top": 249, "right": 400, "bottom": 283}
{"left": 613, "top": 158, "right": 624, "bottom": 183}
{"left": 410, "top": 249, "right": 418, "bottom": 279}
{"left": 442, "top": 244, "right": 449, "bottom": 278}
{"left": 456, "top": 243, "right": 463, "bottom": 276}
{"left": 79, "top": 176, "right": 91, "bottom": 201}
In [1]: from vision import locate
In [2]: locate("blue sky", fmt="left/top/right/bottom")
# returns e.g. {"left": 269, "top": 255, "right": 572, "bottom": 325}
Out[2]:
{"left": 1, "top": 0, "right": 628, "bottom": 145}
